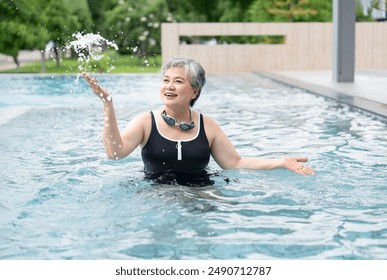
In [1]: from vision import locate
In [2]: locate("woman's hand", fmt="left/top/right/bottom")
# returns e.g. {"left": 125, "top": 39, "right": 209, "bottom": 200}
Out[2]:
{"left": 281, "top": 157, "right": 315, "bottom": 175}
{"left": 82, "top": 72, "right": 112, "bottom": 103}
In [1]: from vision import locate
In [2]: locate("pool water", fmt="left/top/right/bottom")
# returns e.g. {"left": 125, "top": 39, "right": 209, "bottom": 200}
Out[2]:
{"left": 0, "top": 73, "right": 386, "bottom": 259}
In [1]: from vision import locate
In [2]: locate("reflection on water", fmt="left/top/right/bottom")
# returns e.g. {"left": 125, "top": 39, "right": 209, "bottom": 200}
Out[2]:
{"left": 0, "top": 73, "right": 386, "bottom": 259}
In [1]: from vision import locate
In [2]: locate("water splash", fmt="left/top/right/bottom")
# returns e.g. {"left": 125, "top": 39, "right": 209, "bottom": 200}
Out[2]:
{"left": 65, "top": 32, "right": 119, "bottom": 83}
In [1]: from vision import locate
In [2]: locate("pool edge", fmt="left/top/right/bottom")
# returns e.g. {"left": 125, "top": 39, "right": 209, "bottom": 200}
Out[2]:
{"left": 255, "top": 71, "right": 387, "bottom": 119}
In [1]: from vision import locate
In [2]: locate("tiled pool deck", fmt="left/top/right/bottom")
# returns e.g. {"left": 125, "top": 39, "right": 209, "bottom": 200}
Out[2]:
{"left": 258, "top": 70, "right": 387, "bottom": 118}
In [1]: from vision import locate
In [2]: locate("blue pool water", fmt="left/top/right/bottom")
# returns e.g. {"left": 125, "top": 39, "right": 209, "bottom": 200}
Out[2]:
{"left": 0, "top": 73, "right": 386, "bottom": 259}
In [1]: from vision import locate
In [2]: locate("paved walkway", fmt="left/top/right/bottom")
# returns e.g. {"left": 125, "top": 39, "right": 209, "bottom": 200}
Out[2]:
{"left": 259, "top": 70, "right": 387, "bottom": 118}
{"left": 0, "top": 60, "right": 17, "bottom": 71}
{"left": 0, "top": 50, "right": 42, "bottom": 71}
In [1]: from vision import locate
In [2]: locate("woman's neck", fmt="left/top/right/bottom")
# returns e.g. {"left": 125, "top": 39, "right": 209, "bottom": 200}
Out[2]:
{"left": 163, "top": 107, "right": 192, "bottom": 122}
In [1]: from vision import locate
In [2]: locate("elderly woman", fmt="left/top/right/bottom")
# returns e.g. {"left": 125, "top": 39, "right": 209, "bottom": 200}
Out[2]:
{"left": 83, "top": 57, "right": 314, "bottom": 184}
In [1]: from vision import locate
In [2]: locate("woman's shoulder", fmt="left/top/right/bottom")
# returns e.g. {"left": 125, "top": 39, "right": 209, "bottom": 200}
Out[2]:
{"left": 202, "top": 113, "right": 220, "bottom": 127}
{"left": 136, "top": 109, "right": 162, "bottom": 120}
{"left": 131, "top": 111, "right": 152, "bottom": 123}
{"left": 126, "top": 111, "right": 154, "bottom": 130}
{"left": 126, "top": 110, "right": 155, "bottom": 147}
{"left": 201, "top": 113, "right": 222, "bottom": 142}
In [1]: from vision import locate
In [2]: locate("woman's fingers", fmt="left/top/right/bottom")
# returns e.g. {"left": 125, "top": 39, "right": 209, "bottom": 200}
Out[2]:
{"left": 296, "top": 165, "right": 315, "bottom": 175}
{"left": 285, "top": 157, "right": 315, "bottom": 175}
{"left": 82, "top": 72, "right": 93, "bottom": 84}
{"left": 82, "top": 72, "right": 111, "bottom": 102}
{"left": 82, "top": 72, "right": 96, "bottom": 88}
{"left": 82, "top": 72, "right": 101, "bottom": 91}
{"left": 296, "top": 157, "right": 309, "bottom": 163}
{"left": 82, "top": 72, "right": 99, "bottom": 88}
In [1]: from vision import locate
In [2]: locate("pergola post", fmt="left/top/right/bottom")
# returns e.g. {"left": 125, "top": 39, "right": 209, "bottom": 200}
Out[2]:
{"left": 333, "top": 0, "right": 356, "bottom": 82}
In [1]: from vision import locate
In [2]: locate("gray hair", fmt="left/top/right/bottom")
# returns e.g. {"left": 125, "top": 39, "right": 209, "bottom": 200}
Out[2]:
{"left": 161, "top": 57, "right": 206, "bottom": 106}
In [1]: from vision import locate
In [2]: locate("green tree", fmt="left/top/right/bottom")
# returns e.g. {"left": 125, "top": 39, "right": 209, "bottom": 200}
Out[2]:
{"left": 87, "top": 0, "right": 115, "bottom": 32}
{"left": 165, "top": 0, "right": 219, "bottom": 22}
{"left": 0, "top": 0, "right": 49, "bottom": 67}
{"left": 66, "top": 0, "right": 93, "bottom": 32}
{"left": 216, "top": 0, "right": 256, "bottom": 22}
{"left": 103, "top": 0, "right": 171, "bottom": 58}
{"left": 43, "top": 0, "right": 82, "bottom": 67}
{"left": 0, "top": 0, "right": 93, "bottom": 70}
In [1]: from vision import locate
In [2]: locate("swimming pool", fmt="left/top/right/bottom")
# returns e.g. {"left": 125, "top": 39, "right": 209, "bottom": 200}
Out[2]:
{"left": 0, "top": 73, "right": 386, "bottom": 259}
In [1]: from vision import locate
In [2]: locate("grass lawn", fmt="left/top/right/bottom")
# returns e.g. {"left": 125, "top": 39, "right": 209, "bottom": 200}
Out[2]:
{"left": 1, "top": 53, "right": 162, "bottom": 74}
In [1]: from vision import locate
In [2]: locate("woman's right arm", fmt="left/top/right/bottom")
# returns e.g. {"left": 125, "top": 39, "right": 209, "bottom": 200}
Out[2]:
{"left": 83, "top": 73, "right": 146, "bottom": 160}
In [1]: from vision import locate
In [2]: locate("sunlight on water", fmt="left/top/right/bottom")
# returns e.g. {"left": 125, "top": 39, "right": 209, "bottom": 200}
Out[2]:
{"left": 65, "top": 32, "right": 119, "bottom": 83}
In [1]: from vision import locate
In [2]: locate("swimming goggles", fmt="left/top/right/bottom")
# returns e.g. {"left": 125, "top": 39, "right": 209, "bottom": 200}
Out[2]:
{"left": 161, "top": 110, "right": 195, "bottom": 131}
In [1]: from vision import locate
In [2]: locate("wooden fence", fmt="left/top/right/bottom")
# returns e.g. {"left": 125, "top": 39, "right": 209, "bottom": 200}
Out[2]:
{"left": 161, "top": 22, "right": 387, "bottom": 73}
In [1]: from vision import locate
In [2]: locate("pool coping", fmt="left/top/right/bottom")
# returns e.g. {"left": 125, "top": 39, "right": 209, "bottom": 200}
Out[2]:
{"left": 256, "top": 71, "right": 387, "bottom": 119}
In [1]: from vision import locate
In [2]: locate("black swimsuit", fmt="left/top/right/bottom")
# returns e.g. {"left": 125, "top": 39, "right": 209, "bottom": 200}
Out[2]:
{"left": 141, "top": 111, "right": 212, "bottom": 185}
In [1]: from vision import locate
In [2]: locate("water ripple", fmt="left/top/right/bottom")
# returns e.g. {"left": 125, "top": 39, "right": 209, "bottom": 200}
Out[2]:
{"left": 1, "top": 74, "right": 386, "bottom": 259}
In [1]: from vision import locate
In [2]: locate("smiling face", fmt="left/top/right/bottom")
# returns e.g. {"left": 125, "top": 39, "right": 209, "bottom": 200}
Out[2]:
{"left": 160, "top": 67, "right": 197, "bottom": 109}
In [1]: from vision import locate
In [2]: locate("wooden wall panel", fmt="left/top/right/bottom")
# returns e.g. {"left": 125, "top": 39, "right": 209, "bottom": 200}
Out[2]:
{"left": 162, "top": 22, "right": 387, "bottom": 73}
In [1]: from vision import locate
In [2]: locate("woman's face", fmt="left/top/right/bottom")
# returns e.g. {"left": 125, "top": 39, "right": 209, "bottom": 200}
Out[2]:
{"left": 160, "top": 67, "right": 197, "bottom": 108}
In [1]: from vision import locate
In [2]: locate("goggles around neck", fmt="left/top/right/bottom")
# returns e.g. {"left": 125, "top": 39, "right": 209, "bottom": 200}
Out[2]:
{"left": 161, "top": 110, "right": 195, "bottom": 131}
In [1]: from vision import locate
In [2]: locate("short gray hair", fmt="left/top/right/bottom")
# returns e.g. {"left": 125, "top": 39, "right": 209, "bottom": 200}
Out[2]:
{"left": 161, "top": 57, "right": 206, "bottom": 106}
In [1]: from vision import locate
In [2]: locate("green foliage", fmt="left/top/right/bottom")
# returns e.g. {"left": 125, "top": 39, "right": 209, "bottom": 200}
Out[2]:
{"left": 0, "top": 0, "right": 49, "bottom": 63}
{"left": 249, "top": 0, "right": 333, "bottom": 22}
{"left": 4, "top": 0, "right": 375, "bottom": 72}
{"left": 216, "top": 0, "right": 256, "bottom": 22}
{"left": 1, "top": 53, "right": 162, "bottom": 73}
{"left": 103, "top": 0, "right": 170, "bottom": 57}
{"left": 165, "top": 0, "right": 219, "bottom": 22}
{"left": 65, "top": 0, "right": 93, "bottom": 32}
{"left": 0, "top": 0, "right": 92, "bottom": 68}
{"left": 87, "top": 0, "right": 116, "bottom": 32}
{"left": 44, "top": 0, "right": 81, "bottom": 46}
{"left": 355, "top": 0, "right": 379, "bottom": 21}
{"left": 63, "top": 0, "right": 91, "bottom": 13}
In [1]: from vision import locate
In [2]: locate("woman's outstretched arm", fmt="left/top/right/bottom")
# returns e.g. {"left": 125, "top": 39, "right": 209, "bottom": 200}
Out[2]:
{"left": 205, "top": 116, "right": 315, "bottom": 175}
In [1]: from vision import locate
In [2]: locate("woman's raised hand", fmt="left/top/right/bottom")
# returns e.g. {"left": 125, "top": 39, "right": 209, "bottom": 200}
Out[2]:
{"left": 82, "top": 72, "right": 112, "bottom": 103}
